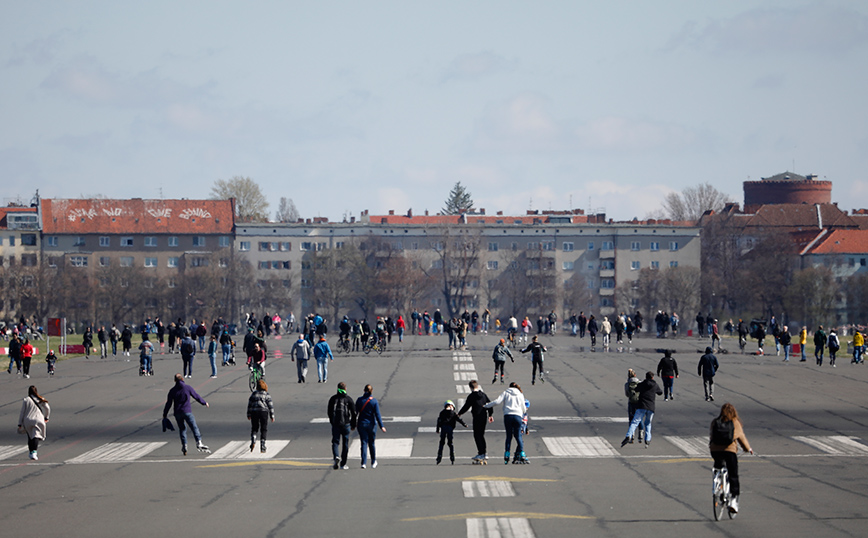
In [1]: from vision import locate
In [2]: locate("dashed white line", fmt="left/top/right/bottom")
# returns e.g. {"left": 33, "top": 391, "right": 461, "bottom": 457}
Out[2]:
{"left": 665, "top": 436, "right": 708, "bottom": 456}
{"left": 66, "top": 442, "right": 167, "bottom": 464}
{"left": 542, "top": 436, "right": 619, "bottom": 457}
{"left": 467, "top": 517, "right": 534, "bottom": 538}
{"left": 462, "top": 480, "right": 516, "bottom": 498}
{"left": 348, "top": 437, "right": 414, "bottom": 458}
{"left": 0, "top": 445, "right": 28, "bottom": 461}
{"left": 207, "top": 440, "right": 291, "bottom": 459}
{"left": 792, "top": 436, "right": 868, "bottom": 455}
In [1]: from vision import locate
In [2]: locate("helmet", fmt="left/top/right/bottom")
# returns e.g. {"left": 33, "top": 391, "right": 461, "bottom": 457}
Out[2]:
{"left": 444, "top": 400, "right": 455, "bottom": 408}
{"left": 524, "top": 400, "right": 530, "bottom": 408}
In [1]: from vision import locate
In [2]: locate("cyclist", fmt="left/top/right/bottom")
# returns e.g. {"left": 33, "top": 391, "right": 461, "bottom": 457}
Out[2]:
{"left": 709, "top": 403, "right": 753, "bottom": 514}
{"left": 506, "top": 315, "right": 518, "bottom": 344}
{"left": 339, "top": 316, "right": 351, "bottom": 346}
{"left": 249, "top": 342, "right": 266, "bottom": 374}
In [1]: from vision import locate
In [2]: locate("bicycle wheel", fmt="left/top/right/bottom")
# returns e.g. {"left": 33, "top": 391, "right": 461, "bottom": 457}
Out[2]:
{"left": 363, "top": 344, "right": 372, "bottom": 355}
{"left": 712, "top": 471, "right": 725, "bottom": 521}
{"left": 377, "top": 343, "right": 384, "bottom": 355}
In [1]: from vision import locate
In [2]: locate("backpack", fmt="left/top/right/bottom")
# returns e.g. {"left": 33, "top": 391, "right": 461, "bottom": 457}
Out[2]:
{"left": 711, "top": 417, "right": 735, "bottom": 446}
{"left": 332, "top": 396, "right": 353, "bottom": 426}
{"left": 181, "top": 340, "right": 194, "bottom": 356}
{"left": 628, "top": 380, "right": 640, "bottom": 404}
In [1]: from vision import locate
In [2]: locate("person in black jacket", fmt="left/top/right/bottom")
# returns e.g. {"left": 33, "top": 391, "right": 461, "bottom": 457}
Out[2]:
{"left": 620, "top": 371, "right": 663, "bottom": 448}
{"left": 327, "top": 382, "right": 357, "bottom": 470}
{"left": 698, "top": 346, "right": 720, "bottom": 401}
{"left": 435, "top": 400, "right": 467, "bottom": 464}
{"left": 656, "top": 350, "right": 679, "bottom": 401}
{"left": 520, "top": 335, "right": 547, "bottom": 385}
{"left": 457, "top": 380, "right": 494, "bottom": 463}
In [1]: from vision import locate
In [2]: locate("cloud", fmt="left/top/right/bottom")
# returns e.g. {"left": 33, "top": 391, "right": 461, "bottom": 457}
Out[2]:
{"left": 441, "top": 51, "right": 516, "bottom": 82}
{"left": 470, "top": 93, "right": 561, "bottom": 151}
{"left": 5, "top": 31, "right": 73, "bottom": 67}
{"left": 666, "top": 4, "right": 868, "bottom": 55}
{"left": 575, "top": 117, "right": 698, "bottom": 152}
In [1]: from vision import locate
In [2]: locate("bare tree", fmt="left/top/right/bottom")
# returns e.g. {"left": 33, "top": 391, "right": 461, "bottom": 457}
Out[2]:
{"left": 663, "top": 182, "right": 732, "bottom": 223}
{"left": 275, "top": 197, "right": 300, "bottom": 223}
{"left": 783, "top": 267, "right": 840, "bottom": 329}
{"left": 422, "top": 227, "right": 482, "bottom": 318}
{"left": 211, "top": 176, "right": 269, "bottom": 223}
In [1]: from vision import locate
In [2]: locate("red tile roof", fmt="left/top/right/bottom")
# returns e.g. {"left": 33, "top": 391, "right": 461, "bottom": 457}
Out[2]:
{"left": 807, "top": 229, "right": 868, "bottom": 255}
{"left": 41, "top": 199, "right": 234, "bottom": 234}
{"left": 0, "top": 206, "right": 37, "bottom": 229}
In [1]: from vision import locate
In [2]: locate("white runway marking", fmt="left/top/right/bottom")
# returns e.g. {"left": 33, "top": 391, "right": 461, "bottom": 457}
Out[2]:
{"left": 532, "top": 416, "right": 628, "bottom": 423}
{"left": 665, "top": 436, "right": 708, "bottom": 456}
{"left": 456, "top": 385, "right": 472, "bottom": 394}
{"left": 462, "top": 480, "right": 516, "bottom": 498}
{"left": 349, "top": 437, "right": 414, "bottom": 458}
{"left": 310, "top": 416, "right": 421, "bottom": 424}
{"left": 454, "top": 363, "right": 476, "bottom": 371}
{"left": 418, "top": 427, "right": 536, "bottom": 434}
{"left": 467, "top": 517, "right": 534, "bottom": 538}
{"left": 454, "top": 372, "right": 477, "bottom": 381}
{"left": 0, "top": 446, "right": 28, "bottom": 461}
{"left": 207, "top": 440, "right": 291, "bottom": 459}
{"left": 792, "top": 436, "right": 868, "bottom": 455}
{"left": 66, "top": 442, "right": 167, "bottom": 464}
{"left": 542, "top": 436, "right": 619, "bottom": 457}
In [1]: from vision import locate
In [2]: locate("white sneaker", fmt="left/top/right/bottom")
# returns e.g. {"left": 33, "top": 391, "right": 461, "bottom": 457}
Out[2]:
{"left": 341, "top": 465, "right": 349, "bottom": 470}
{"left": 361, "top": 463, "right": 366, "bottom": 469}
{"left": 729, "top": 496, "right": 739, "bottom": 513}
{"left": 372, "top": 460, "right": 378, "bottom": 468}
{"left": 29, "top": 451, "right": 38, "bottom": 460}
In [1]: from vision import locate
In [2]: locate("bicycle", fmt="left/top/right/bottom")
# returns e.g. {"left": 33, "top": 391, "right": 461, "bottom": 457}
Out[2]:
{"left": 712, "top": 465, "right": 736, "bottom": 521}
{"left": 248, "top": 363, "right": 265, "bottom": 392}
{"left": 337, "top": 334, "right": 351, "bottom": 354}
{"left": 363, "top": 337, "right": 385, "bottom": 355}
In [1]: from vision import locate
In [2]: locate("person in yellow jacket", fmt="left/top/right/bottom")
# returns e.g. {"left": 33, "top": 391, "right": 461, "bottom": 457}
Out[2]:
{"left": 853, "top": 330, "right": 864, "bottom": 364}
{"left": 799, "top": 327, "right": 808, "bottom": 362}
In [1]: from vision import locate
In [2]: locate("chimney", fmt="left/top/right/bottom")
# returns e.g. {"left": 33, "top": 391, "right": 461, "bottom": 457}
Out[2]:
{"left": 388, "top": 210, "right": 395, "bottom": 215}
{"left": 425, "top": 210, "right": 429, "bottom": 216}
{"left": 479, "top": 208, "right": 485, "bottom": 215}
{"left": 407, "top": 208, "right": 413, "bottom": 218}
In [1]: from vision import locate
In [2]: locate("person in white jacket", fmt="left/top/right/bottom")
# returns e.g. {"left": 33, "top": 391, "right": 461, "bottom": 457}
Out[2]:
{"left": 18, "top": 385, "right": 50, "bottom": 461}
{"left": 484, "top": 382, "right": 529, "bottom": 464}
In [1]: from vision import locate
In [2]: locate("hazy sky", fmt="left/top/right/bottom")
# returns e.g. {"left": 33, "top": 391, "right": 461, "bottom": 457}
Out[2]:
{"left": 2, "top": 1, "right": 867, "bottom": 221}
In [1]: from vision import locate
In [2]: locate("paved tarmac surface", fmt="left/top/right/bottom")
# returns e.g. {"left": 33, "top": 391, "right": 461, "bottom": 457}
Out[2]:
{"left": 1, "top": 330, "right": 867, "bottom": 538}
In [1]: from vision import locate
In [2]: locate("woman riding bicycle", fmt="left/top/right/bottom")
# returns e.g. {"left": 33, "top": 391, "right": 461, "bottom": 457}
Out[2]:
{"left": 709, "top": 403, "right": 753, "bottom": 514}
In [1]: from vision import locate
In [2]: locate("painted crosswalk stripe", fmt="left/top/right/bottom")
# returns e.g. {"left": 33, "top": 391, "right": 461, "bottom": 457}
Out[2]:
{"left": 206, "top": 440, "right": 291, "bottom": 459}
{"left": 533, "top": 416, "right": 628, "bottom": 423}
{"left": 462, "top": 480, "right": 516, "bottom": 498}
{"left": 66, "top": 442, "right": 167, "bottom": 464}
{"left": 456, "top": 385, "right": 472, "bottom": 394}
{"left": 418, "top": 427, "right": 536, "bottom": 434}
{"left": 0, "top": 446, "right": 28, "bottom": 461}
{"left": 310, "top": 416, "right": 421, "bottom": 424}
{"left": 467, "top": 518, "right": 534, "bottom": 538}
{"left": 542, "top": 436, "right": 619, "bottom": 457}
{"left": 454, "top": 372, "right": 477, "bottom": 381}
{"left": 454, "top": 352, "right": 473, "bottom": 361}
{"left": 665, "top": 436, "right": 708, "bottom": 456}
{"left": 348, "top": 438, "right": 414, "bottom": 458}
{"left": 792, "top": 436, "right": 868, "bottom": 455}
{"left": 454, "top": 363, "right": 476, "bottom": 371}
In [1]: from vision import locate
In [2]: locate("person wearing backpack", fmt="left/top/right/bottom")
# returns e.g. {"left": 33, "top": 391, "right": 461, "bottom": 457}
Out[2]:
{"left": 327, "top": 382, "right": 357, "bottom": 469}
{"left": 709, "top": 403, "right": 753, "bottom": 514}
{"left": 620, "top": 371, "right": 663, "bottom": 448}
{"left": 624, "top": 369, "right": 644, "bottom": 443}
{"left": 827, "top": 329, "right": 840, "bottom": 367}
{"left": 698, "top": 346, "right": 719, "bottom": 402}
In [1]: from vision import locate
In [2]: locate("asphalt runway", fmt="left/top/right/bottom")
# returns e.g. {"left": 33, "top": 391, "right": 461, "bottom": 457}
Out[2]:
{"left": 1, "top": 330, "right": 867, "bottom": 538}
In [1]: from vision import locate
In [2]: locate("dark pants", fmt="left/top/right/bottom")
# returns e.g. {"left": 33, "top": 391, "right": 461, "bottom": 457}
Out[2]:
{"left": 532, "top": 359, "right": 544, "bottom": 382}
{"left": 27, "top": 434, "right": 39, "bottom": 452}
{"left": 22, "top": 357, "right": 31, "bottom": 376}
{"left": 494, "top": 361, "right": 505, "bottom": 377}
{"left": 711, "top": 450, "right": 741, "bottom": 496}
{"left": 438, "top": 427, "right": 455, "bottom": 460}
{"left": 332, "top": 423, "right": 351, "bottom": 466}
{"left": 250, "top": 410, "right": 269, "bottom": 447}
{"left": 472, "top": 415, "right": 488, "bottom": 455}
{"left": 662, "top": 376, "right": 674, "bottom": 398}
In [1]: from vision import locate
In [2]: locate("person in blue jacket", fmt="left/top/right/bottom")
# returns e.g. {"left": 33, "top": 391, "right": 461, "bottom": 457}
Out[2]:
{"left": 355, "top": 384, "right": 386, "bottom": 469}
{"left": 313, "top": 335, "right": 334, "bottom": 383}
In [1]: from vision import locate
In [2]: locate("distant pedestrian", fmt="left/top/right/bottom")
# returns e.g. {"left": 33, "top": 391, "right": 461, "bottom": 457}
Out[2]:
{"left": 138, "top": 334, "right": 154, "bottom": 376}
{"left": 291, "top": 334, "right": 312, "bottom": 383}
{"left": 45, "top": 350, "right": 57, "bottom": 376}
{"left": 828, "top": 329, "right": 840, "bottom": 367}
{"left": 247, "top": 379, "right": 274, "bottom": 453}
{"left": 18, "top": 385, "right": 50, "bottom": 461}
{"left": 491, "top": 339, "right": 514, "bottom": 384}
{"left": 435, "top": 400, "right": 467, "bottom": 465}
{"left": 620, "top": 371, "right": 663, "bottom": 448}
{"left": 485, "top": 382, "right": 528, "bottom": 464}
{"left": 97, "top": 326, "right": 108, "bottom": 358}
{"left": 207, "top": 335, "right": 218, "bottom": 378}
{"left": 82, "top": 327, "right": 93, "bottom": 359}
{"left": 457, "top": 380, "right": 494, "bottom": 464}
{"left": 327, "top": 382, "right": 357, "bottom": 470}
{"left": 624, "top": 369, "right": 644, "bottom": 443}
{"left": 179, "top": 330, "right": 196, "bottom": 378}
{"left": 852, "top": 330, "right": 864, "bottom": 364}
{"left": 656, "top": 350, "right": 679, "bottom": 401}
{"left": 19, "top": 338, "right": 34, "bottom": 379}
{"left": 313, "top": 335, "right": 334, "bottom": 383}
{"left": 355, "top": 384, "right": 386, "bottom": 469}
{"left": 799, "top": 327, "right": 808, "bottom": 362}
{"left": 779, "top": 325, "right": 792, "bottom": 362}
{"left": 520, "top": 335, "right": 547, "bottom": 385}
{"left": 813, "top": 326, "right": 827, "bottom": 366}
{"left": 121, "top": 324, "right": 133, "bottom": 357}
{"left": 698, "top": 346, "right": 719, "bottom": 402}
{"left": 162, "top": 373, "right": 209, "bottom": 455}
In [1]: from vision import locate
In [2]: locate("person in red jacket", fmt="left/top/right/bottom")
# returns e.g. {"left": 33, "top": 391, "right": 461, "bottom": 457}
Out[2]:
{"left": 20, "top": 338, "right": 34, "bottom": 379}
{"left": 396, "top": 315, "right": 406, "bottom": 342}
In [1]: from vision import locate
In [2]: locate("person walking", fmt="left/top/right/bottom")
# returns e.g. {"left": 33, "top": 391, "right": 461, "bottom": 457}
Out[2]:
{"left": 179, "top": 330, "right": 196, "bottom": 378}
{"left": 799, "top": 326, "right": 808, "bottom": 362}
{"left": 220, "top": 330, "right": 233, "bottom": 366}
{"left": 484, "top": 382, "right": 528, "bottom": 464}
{"left": 624, "top": 369, "right": 644, "bottom": 443}
{"left": 491, "top": 339, "right": 514, "bottom": 384}
{"left": 18, "top": 385, "right": 50, "bottom": 460}
{"left": 709, "top": 403, "right": 753, "bottom": 514}
{"left": 110, "top": 324, "right": 120, "bottom": 356}
{"left": 138, "top": 334, "right": 154, "bottom": 376}
{"left": 435, "top": 400, "right": 467, "bottom": 464}
{"left": 162, "top": 373, "right": 209, "bottom": 455}
{"left": 587, "top": 315, "right": 598, "bottom": 347}
{"left": 852, "top": 330, "right": 864, "bottom": 364}
{"left": 97, "top": 326, "right": 108, "bottom": 358}
{"left": 457, "top": 379, "right": 494, "bottom": 464}
{"left": 247, "top": 379, "right": 275, "bottom": 453}
{"left": 121, "top": 324, "right": 133, "bottom": 358}
{"left": 520, "top": 335, "right": 547, "bottom": 385}
{"left": 698, "top": 346, "right": 719, "bottom": 402}
{"left": 813, "top": 326, "right": 827, "bottom": 366}
{"left": 7, "top": 334, "right": 21, "bottom": 374}
{"left": 207, "top": 335, "right": 219, "bottom": 378}
{"left": 355, "top": 384, "right": 386, "bottom": 469}
{"left": 620, "top": 371, "right": 663, "bottom": 448}
{"left": 313, "top": 335, "right": 334, "bottom": 383}
{"left": 779, "top": 325, "right": 792, "bottom": 362}
{"left": 327, "top": 381, "right": 357, "bottom": 469}
{"left": 828, "top": 328, "right": 840, "bottom": 367}
{"left": 82, "top": 327, "right": 93, "bottom": 359}
{"left": 291, "top": 334, "right": 312, "bottom": 383}
{"left": 656, "top": 350, "right": 679, "bottom": 401}
{"left": 19, "top": 338, "right": 34, "bottom": 379}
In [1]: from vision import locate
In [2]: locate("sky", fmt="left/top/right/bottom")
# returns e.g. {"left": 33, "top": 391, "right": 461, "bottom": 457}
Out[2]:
{"left": 2, "top": 1, "right": 867, "bottom": 222}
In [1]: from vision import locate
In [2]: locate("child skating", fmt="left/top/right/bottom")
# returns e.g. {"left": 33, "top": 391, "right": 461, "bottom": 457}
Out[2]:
{"left": 45, "top": 350, "right": 57, "bottom": 376}
{"left": 436, "top": 400, "right": 467, "bottom": 464}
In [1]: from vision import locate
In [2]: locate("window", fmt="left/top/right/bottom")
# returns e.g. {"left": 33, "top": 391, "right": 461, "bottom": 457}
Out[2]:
{"left": 631, "top": 261, "right": 640, "bottom": 270}
{"left": 432, "top": 259, "right": 443, "bottom": 269}
{"left": 168, "top": 257, "right": 179, "bottom": 268}
{"left": 601, "top": 279, "right": 615, "bottom": 289}
{"left": 47, "top": 236, "right": 58, "bottom": 247}
{"left": 190, "top": 257, "right": 209, "bottom": 267}
{"left": 601, "top": 259, "right": 615, "bottom": 270}
{"left": 511, "top": 242, "right": 518, "bottom": 251}
{"left": 70, "top": 256, "right": 88, "bottom": 267}
{"left": 631, "top": 241, "right": 640, "bottom": 251}
{"left": 542, "top": 241, "right": 555, "bottom": 251}
{"left": 21, "top": 234, "right": 36, "bottom": 246}
{"left": 219, "top": 258, "right": 229, "bottom": 268}
{"left": 487, "top": 260, "right": 499, "bottom": 270}
{"left": 392, "top": 242, "right": 403, "bottom": 250}
{"left": 650, "top": 242, "right": 660, "bottom": 251}
{"left": 144, "top": 257, "right": 158, "bottom": 267}
{"left": 259, "top": 261, "right": 270, "bottom": 270}
{"left": 47, "top": 256, "right": 59, "bottom": 268}
{"left": 601, "top": 241, "right": 614, "bottom": 250}
{"left": 119, "top": 256, "right": 134, "bottom": 267}
{"left": 670, "top": 261, "right": 678, "bottom": 268}
{"left": 587, "top": 241, "right": 594, "bottom": 250}
{"left": 562, "top": 242, "right": 574, "bottom": 252}
{"left": 168, "top": 278, "right": 177, "bottom": 288}
{"left": 73, "top": 237, "right": 85, "bottom": 247}
{"left": 99, "top": 277, "right": 109, "bottom": 288}
{"left": 301, "top": 261, "right": 311, "bottom": 270}
{"left": 669, "top": 241, "right": 679, "bottom": 251}
{"left": 145, "top": 237, "right": 157, "bottom": 247}
{"left": 488, "top": 242, "right": 499, "bottom": 251}
{"left": 21, "top": 254, "right": 37, "bottom": 266}
{"left": 587, "top": 279, "right": 595, "bottom": 289}
{"left": 300, "top": 279, "right": 312, "bottom": 288}
{"left": 410, "top": 242, "right": 418, "bottom": 250}
{"left": 239, "top": 241, "right": 250, "bottom": 251}
{"left": 563, "top": 261, "right": 574, "bottom": 270}
{"left": 282, "top": 261, "right": 291, "bottom": 269}
{"left": 192, "top": 236, "right": 205, "bottom": 247}
{"left": 219, "top": 236, "right": 230, "bottom": 247}
{"left": 280, "top": 242, "right": 291, "bottom": 251}
{"left": 528, "top": 260, "right": 540, "bottom": 270}
{"left": 301, "top": 242, "right": 312, "bottom": 251}
{"left": 168, "top": 236, "right": 179, "bottom": 247}
{"left": 99, "top": 256, "right": 111, "bottom": 267}
{"left": 651, "top": 261, "right": 660, "bottom": 269}
{"left": 121, "top": 237, "right": 133, "bottom": 247}
{"left": 526, "top": 242, "right": 539, "bottom": 250}
{"left": 260, "top": 242, "right": 274, "bottom": 251}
